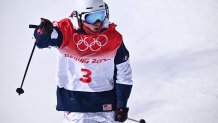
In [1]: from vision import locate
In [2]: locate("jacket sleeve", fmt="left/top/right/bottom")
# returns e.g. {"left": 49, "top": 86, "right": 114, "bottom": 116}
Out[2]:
{"left": 114, "top": 42, "right": 133, "bottom": 108}
{"left": 34, "top": 26, "right": 63, "bottom": 48}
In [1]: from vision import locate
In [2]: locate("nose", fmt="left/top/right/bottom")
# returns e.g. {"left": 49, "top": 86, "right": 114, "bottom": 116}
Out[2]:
{"left": 96, "top": 19, "right": 101, "bottom": 23}
{"left": 93, "top": 19, "right": 101, "bottom": 25}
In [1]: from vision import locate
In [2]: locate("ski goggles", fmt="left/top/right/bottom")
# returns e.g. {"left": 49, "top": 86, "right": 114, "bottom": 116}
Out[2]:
{"left": 80, "top": 10, "right": 107, "bottom": 24}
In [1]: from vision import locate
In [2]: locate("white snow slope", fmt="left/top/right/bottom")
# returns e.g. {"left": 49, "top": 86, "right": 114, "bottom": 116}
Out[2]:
{"left": 0, "top": 0, "right": 218, "bottom": 123}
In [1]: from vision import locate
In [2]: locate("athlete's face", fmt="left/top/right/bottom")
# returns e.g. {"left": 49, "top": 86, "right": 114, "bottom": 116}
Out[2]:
{"left": 83, "top": 21, "right": 102, "bottom": 33}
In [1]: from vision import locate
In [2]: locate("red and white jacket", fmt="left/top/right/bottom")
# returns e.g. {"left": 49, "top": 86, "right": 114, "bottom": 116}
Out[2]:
{"left": 35, "top": 18, "right": 133, "bottom": 112}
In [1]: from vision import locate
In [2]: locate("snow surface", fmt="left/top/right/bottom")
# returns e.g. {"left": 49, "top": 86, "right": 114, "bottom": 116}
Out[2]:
{"left": 0, "top": 0, "right": 218, "bottom": 123}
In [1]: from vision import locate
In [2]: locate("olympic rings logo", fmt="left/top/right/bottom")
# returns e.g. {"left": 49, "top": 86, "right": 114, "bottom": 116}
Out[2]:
{"left": 73, "top": 33, "right": 108, "bottom": 52}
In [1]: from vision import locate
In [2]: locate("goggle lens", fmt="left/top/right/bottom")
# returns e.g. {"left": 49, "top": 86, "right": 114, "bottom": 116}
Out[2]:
{"left": 82, "top": 10, "right": 106, "bottom": 24}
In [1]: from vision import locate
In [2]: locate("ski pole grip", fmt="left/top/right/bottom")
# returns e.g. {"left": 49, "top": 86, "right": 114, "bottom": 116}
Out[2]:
{"left": 29, "top": 24, "right": 39, "bottom": 29}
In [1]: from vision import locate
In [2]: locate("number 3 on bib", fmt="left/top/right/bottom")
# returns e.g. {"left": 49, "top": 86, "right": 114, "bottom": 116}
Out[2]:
{"left": 80, "top": 68, "right": 92, "bottom": 83}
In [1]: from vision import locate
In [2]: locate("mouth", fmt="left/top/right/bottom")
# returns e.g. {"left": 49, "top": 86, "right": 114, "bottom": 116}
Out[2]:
{"left": 94, "top": 27, "right": 99, "bottom": 30}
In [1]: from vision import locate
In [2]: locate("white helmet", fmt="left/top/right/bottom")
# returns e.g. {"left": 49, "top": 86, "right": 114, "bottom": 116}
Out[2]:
{"left": 73, "top": 0, "right": 106, "bottom": 14}
{"left": 71, "top": 0, "right": 109, "bottom": 30}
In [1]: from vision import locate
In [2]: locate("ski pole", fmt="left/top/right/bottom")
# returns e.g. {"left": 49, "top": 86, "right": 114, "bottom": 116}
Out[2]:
{"left": 128, "top": 118, "right": 146, "bottom": 123}
{"left": 16, "top": 24, "right": 42, "bottom": 95}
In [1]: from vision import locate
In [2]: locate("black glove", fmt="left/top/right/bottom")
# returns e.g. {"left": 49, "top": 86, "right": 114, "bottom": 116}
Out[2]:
{"left": 34, "top": 18, "right": 53, "bottom": 39}
{"left": 115, "top": 107, "right": 129, "bottom": 122}
{"left": 38, "top": 18, "right": 53, "bottom": 35}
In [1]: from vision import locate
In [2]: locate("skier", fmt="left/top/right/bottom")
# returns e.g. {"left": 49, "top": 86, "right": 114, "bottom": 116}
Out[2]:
{"left": 34, "top": 0, "right": 133, "bottom": 122}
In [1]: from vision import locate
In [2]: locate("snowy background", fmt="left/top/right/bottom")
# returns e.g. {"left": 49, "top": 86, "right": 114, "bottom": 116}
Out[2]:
{"left": 0, "top": 0, "right": 218, "bottom": 123}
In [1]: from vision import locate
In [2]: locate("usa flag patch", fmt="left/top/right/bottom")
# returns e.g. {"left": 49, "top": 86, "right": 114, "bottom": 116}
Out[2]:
{"left": 103, "top": 104, "right": 112, "bottom": 111}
